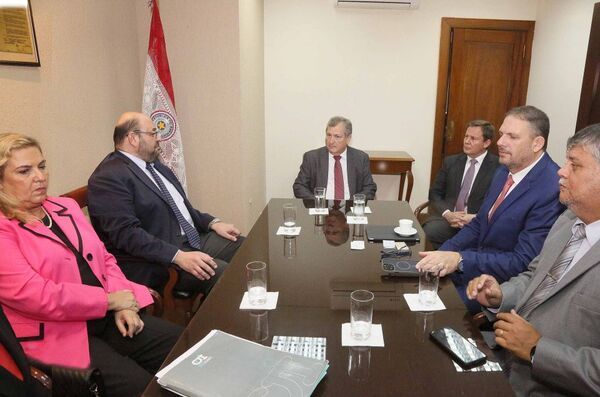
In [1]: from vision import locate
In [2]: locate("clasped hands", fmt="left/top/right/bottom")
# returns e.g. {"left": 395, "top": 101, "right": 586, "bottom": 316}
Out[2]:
{"left": 467, "top": 275, "right": 541, "bottom": 362}
{"left": 107, "top": 290, "right": 144, "bottom": 338}
{"left": 443, "top": 210, "right": 475, "bottom": 229}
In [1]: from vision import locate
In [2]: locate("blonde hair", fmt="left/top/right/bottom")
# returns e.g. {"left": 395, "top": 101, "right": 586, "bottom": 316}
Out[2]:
{"left": 0, "top": 133, "right": 43, "bottom": 223}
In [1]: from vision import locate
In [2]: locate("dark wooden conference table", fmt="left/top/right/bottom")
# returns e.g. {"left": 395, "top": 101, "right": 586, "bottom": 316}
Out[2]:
{"left": 143, "top": 198, "right": 514, "bottom": 396}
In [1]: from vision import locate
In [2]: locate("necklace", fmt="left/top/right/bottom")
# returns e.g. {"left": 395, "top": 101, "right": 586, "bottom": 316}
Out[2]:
{"left": 39, "top": 207, "right": 52, "bottom": 228}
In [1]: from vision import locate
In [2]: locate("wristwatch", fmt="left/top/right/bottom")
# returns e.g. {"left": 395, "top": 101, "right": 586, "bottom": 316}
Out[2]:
{"left": 530, "top": 344, "right": 537, "bottom": 364}
{"left": 208, "top": 218, "right": 222, "bottom": 229}
{"left": 457, "top": 253, "right": 464, "bottom": 273}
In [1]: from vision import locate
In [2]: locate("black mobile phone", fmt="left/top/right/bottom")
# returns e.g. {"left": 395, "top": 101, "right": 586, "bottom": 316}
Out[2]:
{"left": 429, "top": 327, "right": 487, "bottom": 369}
{"left": 381, "top": 258, "right": 419, "bottom": 277}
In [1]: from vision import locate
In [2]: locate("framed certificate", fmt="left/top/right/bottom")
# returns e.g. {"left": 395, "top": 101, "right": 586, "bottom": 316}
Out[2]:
{"left": 0, "top": 0, "right": 40, "bottom": 66}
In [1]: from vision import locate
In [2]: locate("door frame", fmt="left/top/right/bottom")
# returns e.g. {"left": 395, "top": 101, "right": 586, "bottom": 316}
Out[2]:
{"left": 430, "top": 18, "right": 535, "bottom": 183}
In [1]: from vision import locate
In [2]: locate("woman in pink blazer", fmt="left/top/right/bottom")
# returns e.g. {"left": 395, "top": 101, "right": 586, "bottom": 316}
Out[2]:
{"left": 0, "top": 133, "right": 181, "bottom": 397}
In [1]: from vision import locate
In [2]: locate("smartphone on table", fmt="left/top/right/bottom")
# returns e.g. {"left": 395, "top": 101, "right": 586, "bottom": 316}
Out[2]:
{"left": 430, "top": 327, "right": 487, "bottom": 369}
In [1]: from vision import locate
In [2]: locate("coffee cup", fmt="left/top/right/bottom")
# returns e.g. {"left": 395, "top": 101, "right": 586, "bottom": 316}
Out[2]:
{"left": 398, "top": 219, "right": 413, "bottom": 234}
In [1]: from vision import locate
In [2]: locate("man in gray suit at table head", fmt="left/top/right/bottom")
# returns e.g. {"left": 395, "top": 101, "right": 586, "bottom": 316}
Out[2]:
{"left": 467, "top": 123, "right": 600, "bottom": 396}
{"left": 423, "top": 120, "right": 499, "bottom": 249}
{"left": 293, "top": 116, "right": 377, "bottom": 200}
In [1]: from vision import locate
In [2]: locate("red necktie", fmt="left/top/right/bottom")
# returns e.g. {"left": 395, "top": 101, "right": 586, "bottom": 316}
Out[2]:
{"left": 0, "top": 342, "right": 23, "bottom": 381}
{"left": 488, "top": 174, "right": 514, "bottom": 220}
{"left": 334, "top": 155, "right": 344, "bottom": 200}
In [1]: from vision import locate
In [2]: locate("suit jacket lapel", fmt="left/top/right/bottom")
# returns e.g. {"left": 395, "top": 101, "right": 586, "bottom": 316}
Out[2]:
{"left": 450, "top": 154, "right": 467, "bottom": 200}
{"left": 347, "top": 148, "right": 357, "bottom": 195}
{"left": 317, "top": 147, "right": 329, "bottom": 189}
{"left": 18, "top": 200, "right": 83, "bottom": 252}
{"left": 155, "top": 161, "right": 186, "bottom": 198}
{"left": 515, "top": 216, "right": 574, "bottom": 310}
{"left": 470, "top": 153, "right": 492, "bottom": 196}
{"left": 116, "top": 152, "right": 169, "bottom": 205}
{"left": 488, "top": 153, "right": 548, "bottom": 225}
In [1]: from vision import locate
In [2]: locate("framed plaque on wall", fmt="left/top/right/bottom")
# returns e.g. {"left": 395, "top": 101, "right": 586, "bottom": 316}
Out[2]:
{"left": 0, "top": 0, "right": 40, "bottom": 66}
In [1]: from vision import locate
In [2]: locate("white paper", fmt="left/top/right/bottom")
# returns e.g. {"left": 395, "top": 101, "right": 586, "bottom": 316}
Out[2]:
{"left": 382, "top": 240, "right": 396, "bottom": 248}
{"left": 351, "top": 240, "right": 365, "bottom": 250}
{"left": 350, "top": 206, "right": 372, "bottom": 214}
{"left": 239, "top": 291, "right": 279, "bottom": 310}
{"left": 403, "top": 293, "right": 446, "bottom": 311}
{"left": 395, "top": 241, "right": 409, "bottom": 251}
{"left": 346, "top": 216, "right": 368, "bottom": 224}
{"left": 309, "top": 208, "right": 329, "bottom": 215}
{"left": 276, "top": 226, "right": 301, "bottom": 236}
{"left": 341, "top": 323, "right": 384, "bottom": 347}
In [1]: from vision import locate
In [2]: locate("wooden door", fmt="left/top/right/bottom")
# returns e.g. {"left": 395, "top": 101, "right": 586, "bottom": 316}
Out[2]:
{"left": 576, "top": 2, "right": 600, "bottom": 130}
{"left": 431, "top": 18, "right": 535, "bottom": 182}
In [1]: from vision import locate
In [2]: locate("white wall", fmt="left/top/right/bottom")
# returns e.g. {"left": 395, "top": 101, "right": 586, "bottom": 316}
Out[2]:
{"left": 527, "top": 0, "right": 596, "bottom": 164}
{"left": 264, "top": 0, "right": 593, "bottom": 206}
{"left": 1, "top": 0, "right": 141, "bottom": 196}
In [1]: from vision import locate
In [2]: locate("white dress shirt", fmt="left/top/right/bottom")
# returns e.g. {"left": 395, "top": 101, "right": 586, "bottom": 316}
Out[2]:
{"left": 562, "top": 218, "right": 600, "bottom": 279}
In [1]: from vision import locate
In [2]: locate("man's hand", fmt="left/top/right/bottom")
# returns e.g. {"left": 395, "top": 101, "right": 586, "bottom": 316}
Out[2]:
{"left": 416, "top": 251, "right": 461, "bottom": 277}
{"left": 114, "top": 309, "right": 144, "bottom": 338}
{"left": 494, "top": 310, "right": 541, "bottom": 362}
{"left": 455, "top": 213, "right": 476, "bottom": 228}
{"left": 443, "top": 211, "right": 465, "bottom": 228}
{"left": 107, "top": 290, "right": 139, "bottom": 312}
{"left": 466, "top": 274, "right": 503, "bottom": 308}
{"left": 173, "top": 250, "right": 217, "bottom": 280}
{"left": 211, "top": 222, "right": 240, "bottom": 242}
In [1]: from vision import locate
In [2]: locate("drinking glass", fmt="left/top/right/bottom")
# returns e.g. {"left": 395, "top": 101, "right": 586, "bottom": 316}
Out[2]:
{"left": 350, "top": 289, "right": 374, "bottom": 340}
{"left": 246, "top": 261, "right": 267, "bottom": 305}
{"left": 283, "top": 204, "right": 296, "bottom": 227}
{"left": 314, "top": 187, "right": 326, "bottom": 209}
{"left": 353, "top": 194, "right": 366, "bottom": 216}
{"left": 418, "top": 271, "right": 439, "bottom": 306}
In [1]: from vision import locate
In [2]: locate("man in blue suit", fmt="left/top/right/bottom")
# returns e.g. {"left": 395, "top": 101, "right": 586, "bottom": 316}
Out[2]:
{"left": 417, "top": 106, "right": 565, "bottom": 313}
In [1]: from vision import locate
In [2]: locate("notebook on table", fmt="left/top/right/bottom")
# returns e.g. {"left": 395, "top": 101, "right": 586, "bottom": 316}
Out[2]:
{"left": 156, "top": 330, "right": 329, "bottom": 397}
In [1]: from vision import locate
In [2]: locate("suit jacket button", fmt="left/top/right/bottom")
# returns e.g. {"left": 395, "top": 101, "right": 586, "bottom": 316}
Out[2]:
{"left": 86, "top": 253, "right": 93, "bottom": 261}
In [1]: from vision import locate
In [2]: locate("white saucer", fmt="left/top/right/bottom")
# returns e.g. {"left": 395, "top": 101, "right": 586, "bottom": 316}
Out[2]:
{"left": 394, "top": 226, "right": 417, "bottom": 236}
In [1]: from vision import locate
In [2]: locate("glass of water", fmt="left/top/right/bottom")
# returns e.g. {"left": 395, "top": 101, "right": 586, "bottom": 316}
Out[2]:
{"left": 282, "top": 203, "right": 296, "bottom": 227}
{"left": 350, "top": 289, "right": 374, "bottom": 340}
{"left": 314, "top": 187, "right": 326, "bottom": 209}
{"left": 246, "top": 261, "right": 267, "bottom": 305}
{"left": 353, "top": 193, "right": 366, "bottom": 216}
{"left": 419, "top": 271, "right": 439, "bottom": 306}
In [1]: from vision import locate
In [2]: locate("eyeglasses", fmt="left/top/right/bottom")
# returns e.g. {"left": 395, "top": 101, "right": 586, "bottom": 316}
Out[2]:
{"left": 132, "top": 129, "right": 159, "bottom": 138}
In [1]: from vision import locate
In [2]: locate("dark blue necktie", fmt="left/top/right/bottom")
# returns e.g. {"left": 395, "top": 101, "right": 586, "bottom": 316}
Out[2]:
{"left": 146, "top": 162, "right": 202, "bottom": 249}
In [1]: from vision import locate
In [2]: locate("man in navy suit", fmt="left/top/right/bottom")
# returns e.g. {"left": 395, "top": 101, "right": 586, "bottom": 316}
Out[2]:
{"left": 417, "top": 106, "right": 565, "bottom": 313}
{"left": 423, "top": 120, "right": 500, "bottom": 249}
{"left": 88, "top": 112, "right": 243, "bottom": 295}
{"left": 293, "top": 116, "right": 377, "bottom": 200}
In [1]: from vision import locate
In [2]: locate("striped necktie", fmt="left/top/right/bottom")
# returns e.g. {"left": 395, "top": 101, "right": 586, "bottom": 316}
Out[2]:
{"left": 455, "top": 158, "right": 477, "bottom": 212}
{"left": 146, "top": 162, "right": 202, "bottom": 249}
{"left": 488, "top": 174, "right": 514, "bottom": 220}
{"left": 518, "top": 223, "right": 586, "bottom": 318}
